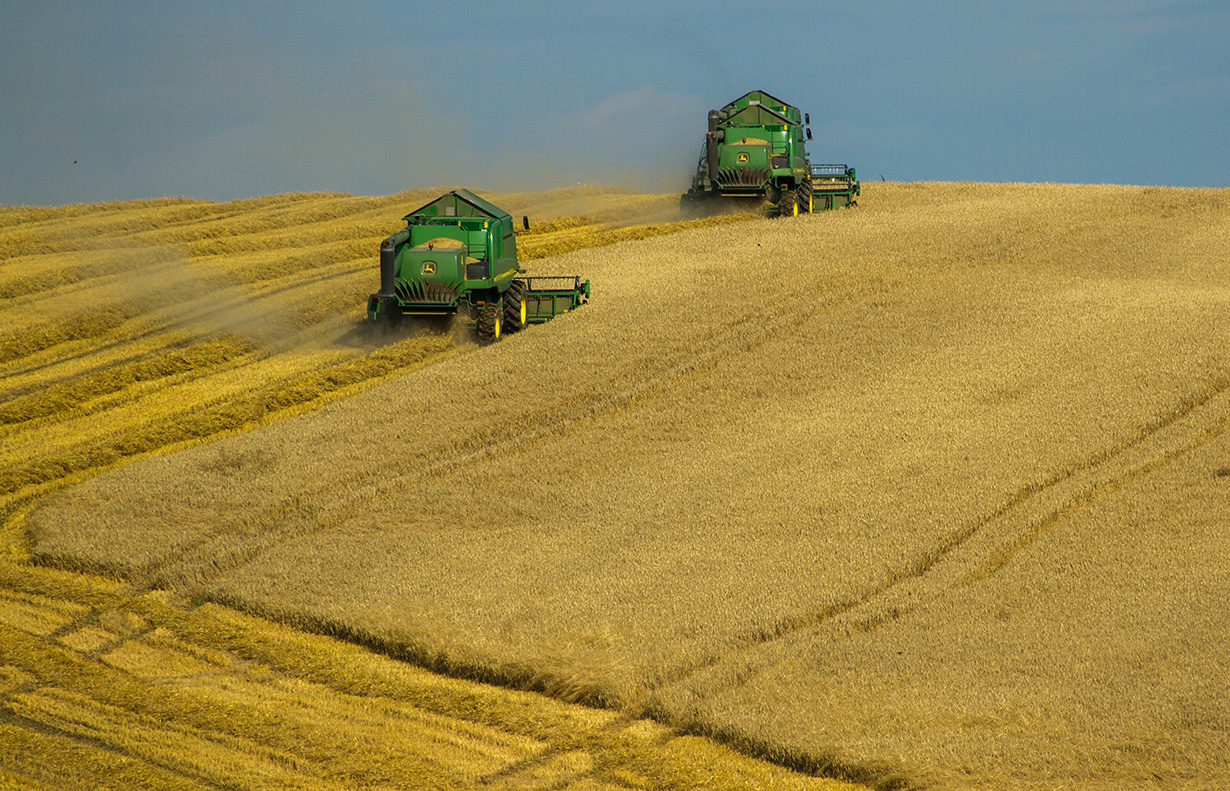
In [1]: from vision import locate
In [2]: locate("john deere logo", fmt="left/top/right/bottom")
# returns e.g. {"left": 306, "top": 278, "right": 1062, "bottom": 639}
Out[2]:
{"left": 737, "top": 152, "right": 749, "bottom": 163}
{"left": 422, "top": 261, "right": 435, "bottom": 275}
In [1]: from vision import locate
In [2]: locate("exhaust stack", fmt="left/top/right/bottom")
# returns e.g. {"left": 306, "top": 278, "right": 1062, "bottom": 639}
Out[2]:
{"left": 379, "top": 227, "right": 410, "bottom": 297}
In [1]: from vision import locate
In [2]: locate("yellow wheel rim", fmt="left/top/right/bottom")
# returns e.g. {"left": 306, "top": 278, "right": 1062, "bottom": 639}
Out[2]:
{"left": 519, "top": 298, "right": 526, "bottom": 326}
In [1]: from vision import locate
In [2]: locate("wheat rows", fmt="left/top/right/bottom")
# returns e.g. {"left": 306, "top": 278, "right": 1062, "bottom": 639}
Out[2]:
{"left": 8, "top": 182, "right": 1230, "bottom": 790}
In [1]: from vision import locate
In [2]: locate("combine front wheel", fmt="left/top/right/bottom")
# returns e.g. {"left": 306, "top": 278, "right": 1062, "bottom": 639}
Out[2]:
{"left": 477, "top": 302, "right": 502, "bottom": 343}
{"left": 504, "top": 280, "right": 527, "bottom": 332}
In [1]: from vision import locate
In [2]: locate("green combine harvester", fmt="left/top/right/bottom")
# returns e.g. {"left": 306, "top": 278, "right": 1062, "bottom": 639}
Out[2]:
{"left": 367, "top": 189, "right": 589, "bottom": 342}
{"left": 680, "top": 89, "right": 859, "bottom": 217}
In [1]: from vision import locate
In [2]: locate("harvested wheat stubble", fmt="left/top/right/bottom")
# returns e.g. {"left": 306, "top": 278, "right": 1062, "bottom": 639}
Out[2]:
{"left": 6, "top": 185, "right": 879, "bottom": 791}
{"left": 0, "top": 559, "right": 862, "bottom": 791}
{"left": 0, "top": 185, "right": 701, "bottom": 523}
{"left": 28, "top": 182, "right": 1230, "bottom": 790}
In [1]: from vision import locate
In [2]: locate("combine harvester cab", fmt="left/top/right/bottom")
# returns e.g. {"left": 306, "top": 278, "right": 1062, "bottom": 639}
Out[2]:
{"left": 367, "top": 189, "right": 589, "bottom": 342}
{"left": 680, "top": 89, "right": 859, "bottom": 217}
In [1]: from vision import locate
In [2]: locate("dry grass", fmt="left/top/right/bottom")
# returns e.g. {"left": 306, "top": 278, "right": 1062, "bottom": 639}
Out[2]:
{"left": 13, "top": 181, "right": 1230, "bottom": 789}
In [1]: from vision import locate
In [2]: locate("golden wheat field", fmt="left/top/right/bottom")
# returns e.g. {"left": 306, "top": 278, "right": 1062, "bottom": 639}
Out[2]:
{"left": 7, "top": 181, "right": 1230, "bottom": 790}
{"left": 0, "top": 187, "right": 854, "bottom": 791}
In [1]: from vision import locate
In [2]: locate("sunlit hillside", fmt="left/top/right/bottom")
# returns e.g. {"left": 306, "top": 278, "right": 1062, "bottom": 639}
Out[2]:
{"left": 3, "top": 187, "right": 833, "bottom": 791}
{"left": 7, "top": 182, "right": 1230, "bottom": 790}
{"left": 0, "top": 186, "right": 743, "bottom": 526}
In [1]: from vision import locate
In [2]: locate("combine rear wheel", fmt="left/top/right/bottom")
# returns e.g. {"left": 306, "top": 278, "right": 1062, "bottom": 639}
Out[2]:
{"left": 779, "top": 188, "right": 800, "bottom": 217}
{"left": 477, "top": 302, "right": 502, "bottom": 343}
{"left": 503, "top": 280, "right": 527, "bottom": 332}
{"left": 800, "top": 179, "right": 814, "bottom": 213}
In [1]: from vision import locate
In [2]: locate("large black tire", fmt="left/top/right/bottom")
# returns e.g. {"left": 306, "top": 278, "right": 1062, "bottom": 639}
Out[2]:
{"left": 477, "top": 301, "right": 502, "bottom": 343}
{"left": 779, "top": 188, "right": 799, "bottom": 218}
{"left": 503, "top": 280, "right": 527, "bottom": 332}
{"left": 800, "top": 179, "right": 814, "bottom": 213}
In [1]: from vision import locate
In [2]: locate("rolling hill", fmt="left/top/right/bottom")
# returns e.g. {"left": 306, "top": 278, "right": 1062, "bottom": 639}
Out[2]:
{"left": 8, "top": 181, "right": 1230, "bottom": 790}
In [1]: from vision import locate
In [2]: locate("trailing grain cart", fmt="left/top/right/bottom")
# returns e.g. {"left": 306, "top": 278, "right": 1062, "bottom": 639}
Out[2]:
{"left": 680, "top": 89, "right": 859, "bottom": 217}
{"left": 367, "top": 189, "right": 590, "bottom": 342}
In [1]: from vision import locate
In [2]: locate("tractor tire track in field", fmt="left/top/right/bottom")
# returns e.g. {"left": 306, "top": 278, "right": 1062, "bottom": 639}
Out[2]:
{"left": 651, "top": 370, "right": 1230, "bottom": 705}
{"left": 0, "top": 578, "right": 234, "bottom": 791}
{"left": 138, "top": 278, "right": 886, "bottom": 594}
{"left": 125, "top": 212, "right": 1117, "bottom": 656}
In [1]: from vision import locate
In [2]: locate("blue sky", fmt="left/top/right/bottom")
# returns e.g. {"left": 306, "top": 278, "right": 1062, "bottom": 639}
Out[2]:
{"left": 2, "top": 1, "right": 1227, "bottom": 205}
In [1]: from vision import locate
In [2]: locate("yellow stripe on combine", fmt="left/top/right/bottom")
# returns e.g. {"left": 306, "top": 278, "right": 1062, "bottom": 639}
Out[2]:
{"left": 495, "top": 269, "right": 517, "bottom": 281}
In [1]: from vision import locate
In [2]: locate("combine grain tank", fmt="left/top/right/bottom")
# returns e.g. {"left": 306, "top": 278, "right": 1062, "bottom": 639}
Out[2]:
{"left": 680, "top": 89, "right": 859, "bottom": 217}
{"left": 367, "top": 189, "right": 589, "bottom": 342}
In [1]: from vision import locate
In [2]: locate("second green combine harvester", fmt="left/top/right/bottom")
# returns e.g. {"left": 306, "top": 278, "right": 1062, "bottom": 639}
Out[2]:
{"left": 680, "top": 89, "right": 859, "bottom": 217}
{"left": 367, "top": 189, "right": 589, "bottom": 342}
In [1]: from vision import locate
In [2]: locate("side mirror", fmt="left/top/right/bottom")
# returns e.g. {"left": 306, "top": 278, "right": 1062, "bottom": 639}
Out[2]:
{"left": 804, "top": 113, "right": 810, "bottom": 124}
{"left": 806, "top": 128, "right": 813, "bottom": 140}
{"left": 522, "top": 215, "right": 530, "bottom": 231}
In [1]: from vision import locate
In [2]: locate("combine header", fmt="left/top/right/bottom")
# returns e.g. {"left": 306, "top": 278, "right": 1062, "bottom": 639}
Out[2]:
{"left": 680, "top": 89, "right": 859, "bottom": 217}
{"left": 367, "top": 189, "right": 589, "bottom": 342}
{"left": 809, "top": 163, "right": 860, "bottom": 210}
